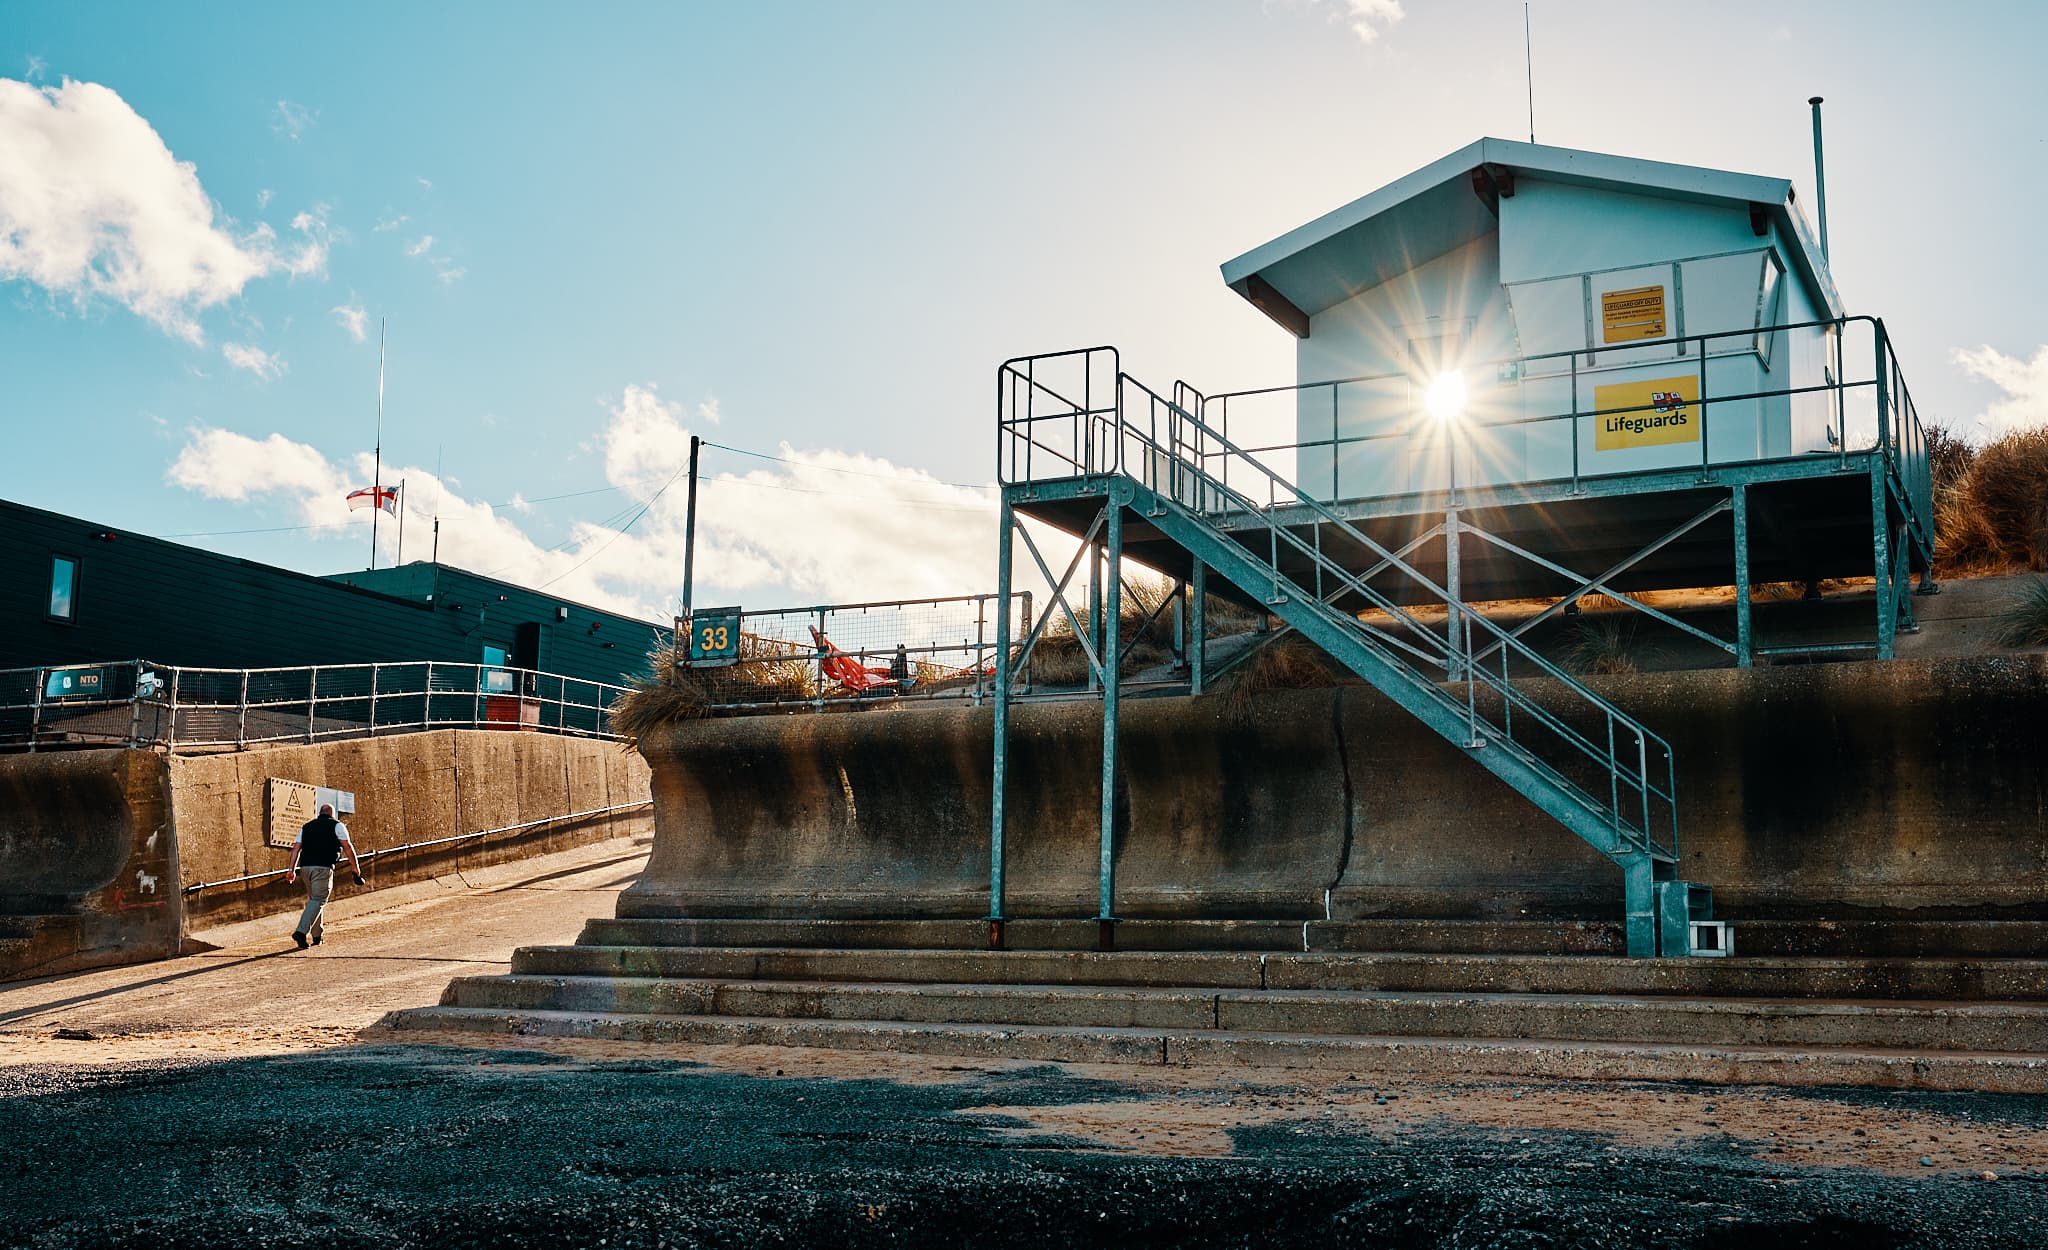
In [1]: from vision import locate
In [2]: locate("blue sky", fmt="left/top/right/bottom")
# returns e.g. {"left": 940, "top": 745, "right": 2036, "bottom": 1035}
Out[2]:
{"left": 4, "top": 1, "right": 2045, "bottom": 621}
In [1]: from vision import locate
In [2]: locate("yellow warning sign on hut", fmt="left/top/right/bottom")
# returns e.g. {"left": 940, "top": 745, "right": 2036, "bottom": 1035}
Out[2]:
{"left": 1600, "top": 285, "right": 1668, "bottom": 343}
{"left": 1593, "top": 376, "right": 1700, "bottom": 450}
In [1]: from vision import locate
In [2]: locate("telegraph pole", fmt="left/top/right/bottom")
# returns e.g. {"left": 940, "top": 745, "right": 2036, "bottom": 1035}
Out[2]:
{"left": 679, "top": 435, "right": 703, "bottom": 624}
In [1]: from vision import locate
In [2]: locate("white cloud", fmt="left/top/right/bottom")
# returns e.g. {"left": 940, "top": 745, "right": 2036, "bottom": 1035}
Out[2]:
{"left": 373, "top": 212, "right": 407, "bottom": 232}
{"left": 256, "top": 188, "right": 272, "bottom": 210}
{"left": 221, "top": 341, "right": 285, "bottom": 379}
{"left": 168, "top": 428, "right": 333, "bottom": 501}
{"left": 0, "top": 77, "right": 279, "bottom": 342}
{"left": 697, "top": 397, "right": 723, "bottom": 425}
{"left": 432, "top": 259, "right": 464, "bottom": 285}
{"left": 1954, "top": 344, "right": 2048, "bottom": 439}
{"left": 331, "top": 298, "right": 367, "bottom": 342}
{"left": 404, "top": 234, "right": 433, "bottom": 257}
{"left": 1304, "top": 0, "right": 1405, "bottom": 45}
{"left": 164, "top": 386, "right": 1005, "bottom": 618}
{"left": 282, "top": 204, "right": 332, "bottom": 278}
{"left": 271, "top": 99, "right": 315, "bottom": 142}
{"left": 24, "top": 55, "right": 45, "bottom": 82}
{"left": 416, "top": 176, "right": 432, "bottom": 191}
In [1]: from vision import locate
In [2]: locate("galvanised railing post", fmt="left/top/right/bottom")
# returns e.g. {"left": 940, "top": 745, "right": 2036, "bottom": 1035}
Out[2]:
{"left": 166, "top": 666, "right": 179, "bottom": 751}
{"left": 305, "top": 666, "right": 318, "bottom": 743}
{"left": 128, "top": 660, "right": 145, "bottom": 747}
{"left": 1569, "top": 353, "right": 1581, "bottom": 494}
{"left": 369, "top": 663, "right": 379, "bottom": 737}
{"left": 1874, "top": 321, "right": 1891, "bottom": 457}
{"left": 237, "top": 670, "right": 249, "bottom": 749}
{"left": 28, "top": 667, "right": 44, "bottom": 752}
{"left": 972, "top": 595, "right": 987, "bottom": 706}
{"left": 1696, "top": 330, "right": 1710, "bottom": 478}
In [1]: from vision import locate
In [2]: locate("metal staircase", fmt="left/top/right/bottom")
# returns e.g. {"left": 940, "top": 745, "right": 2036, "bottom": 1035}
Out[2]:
{"left": 993, "top": 347, "right": 1709, "bottom": 956}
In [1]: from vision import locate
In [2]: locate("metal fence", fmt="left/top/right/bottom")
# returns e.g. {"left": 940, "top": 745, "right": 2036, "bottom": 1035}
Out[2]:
{"left": 679, "top": 593, "right": 1032, "bottom": 711}
{"left": 0, "top": 659, "right": 629, "bottom": 753}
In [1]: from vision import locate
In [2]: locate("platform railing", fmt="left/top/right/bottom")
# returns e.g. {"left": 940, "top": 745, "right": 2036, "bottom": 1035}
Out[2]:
{"left": 0, "top": 659, "right": 629, "bottom": 753}
{"left": 1178, "top": 314, "right": 1931, "bottom": 550}
{"left": 998, "top": 348, "right": 1678, "bottom": 860}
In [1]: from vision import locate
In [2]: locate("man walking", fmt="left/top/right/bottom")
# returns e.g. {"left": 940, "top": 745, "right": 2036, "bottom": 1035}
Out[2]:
{"left": 285, "top": 802, "right": 365, "bottom": 949}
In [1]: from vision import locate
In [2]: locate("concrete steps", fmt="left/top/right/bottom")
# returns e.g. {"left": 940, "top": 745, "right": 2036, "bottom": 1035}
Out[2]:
{"left": 583, "top": 916, "right": 2048, "bottom": 959}
{"left": 390, "top": 1005, "right": 2048, "bottom": 1094}
{"left": 425, "top": 971, "right": 2048, "bottom": 1052}
{"left": 386, "top": 921, "right": 2048, "bottom": 1091}
{"left": 512, "top": 943, "right": 2048, "bottom": 1002}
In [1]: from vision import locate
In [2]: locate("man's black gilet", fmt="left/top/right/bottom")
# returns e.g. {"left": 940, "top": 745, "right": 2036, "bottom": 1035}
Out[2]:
{"left": 299, "top": 816, "right": 343, "bottom": 868}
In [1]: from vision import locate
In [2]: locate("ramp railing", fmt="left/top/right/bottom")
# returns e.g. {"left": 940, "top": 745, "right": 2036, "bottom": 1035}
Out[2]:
{"left": 0, "top": 659, "right": 629, "bottom": 754}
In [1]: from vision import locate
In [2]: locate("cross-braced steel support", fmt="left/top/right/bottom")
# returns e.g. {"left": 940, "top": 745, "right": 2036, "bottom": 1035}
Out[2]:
{"left": 988, "top": 492, "right": 1127, "bottom": 951}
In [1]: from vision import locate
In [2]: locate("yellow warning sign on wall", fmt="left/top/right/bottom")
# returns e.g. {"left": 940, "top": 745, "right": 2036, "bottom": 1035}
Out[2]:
{"left": 266, "top": 777, "right": 319, "bottom": 848}
{"left": 1593, "top": 376, "right": 1700, "bottom": 450}
{"left": 1600, "top": 285, "right": 1668, "bottom": 343}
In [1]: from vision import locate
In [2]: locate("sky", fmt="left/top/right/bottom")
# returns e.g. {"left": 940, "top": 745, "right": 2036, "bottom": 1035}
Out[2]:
{"left": 4, "top": 1, "right": 2045, "bottom": 625}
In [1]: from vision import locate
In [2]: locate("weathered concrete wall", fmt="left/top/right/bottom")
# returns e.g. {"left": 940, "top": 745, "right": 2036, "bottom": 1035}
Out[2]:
{"left": 169, "top": 730, "right": 652, "bottom": 928}
{"left": 622, "top": 656, "right": 2048, "bottom": 925}
{"left": 0, "top": 750, "right": 181, "bottom": 980}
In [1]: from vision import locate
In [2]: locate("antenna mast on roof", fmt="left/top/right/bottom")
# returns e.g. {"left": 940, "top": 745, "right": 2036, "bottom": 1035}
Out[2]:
{"left": 371, "top": 318, "right": 386, "bottom": 570}
{"left": 1524, "top": 3, "right": 1536, "bottom": 143}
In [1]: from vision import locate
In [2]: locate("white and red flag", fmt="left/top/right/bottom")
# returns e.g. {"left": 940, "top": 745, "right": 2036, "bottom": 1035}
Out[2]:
{"left": 347, "top": 485, "right": 400, "bottom": 515}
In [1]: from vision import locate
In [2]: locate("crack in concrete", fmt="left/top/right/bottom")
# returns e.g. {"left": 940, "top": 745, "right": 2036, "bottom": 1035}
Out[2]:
{"left": 1326, "top": 688, "right": 1357, "bottom": 904}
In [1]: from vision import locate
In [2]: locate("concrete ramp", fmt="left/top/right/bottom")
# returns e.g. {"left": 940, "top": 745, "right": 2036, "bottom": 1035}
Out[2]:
{"left": 2, "top": 729, "right": 650, "bottom": 982}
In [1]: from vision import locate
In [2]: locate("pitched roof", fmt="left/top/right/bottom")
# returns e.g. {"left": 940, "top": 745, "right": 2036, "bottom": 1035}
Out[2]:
{"left": 1219, "top": 137, "right": 1839, "bottom": 334}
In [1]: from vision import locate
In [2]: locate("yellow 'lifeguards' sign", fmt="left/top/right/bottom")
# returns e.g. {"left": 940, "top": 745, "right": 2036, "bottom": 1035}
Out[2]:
{"left": 1593, "top": 376, "right": 1700, "bottom": 450}
{"left": 1600, "top": 285, "right": 1668, "bottom": 343}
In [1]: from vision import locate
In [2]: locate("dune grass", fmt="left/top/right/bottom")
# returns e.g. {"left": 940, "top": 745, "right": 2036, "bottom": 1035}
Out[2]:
{"left": 1994, "top": 577, "right": 2048, "bottom": 649}
{"left": 1935, "top": 425, "right": 2048, "bottom": 575}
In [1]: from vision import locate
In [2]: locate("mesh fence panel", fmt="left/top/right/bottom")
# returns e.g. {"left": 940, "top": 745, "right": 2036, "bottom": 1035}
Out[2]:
{"left": 688, "top": 594, "right": 1026, "bottom": 709}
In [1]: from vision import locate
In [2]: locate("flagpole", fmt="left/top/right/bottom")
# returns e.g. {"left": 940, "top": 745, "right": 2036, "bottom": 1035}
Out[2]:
{"left": 371, "top": 318, "right": 386, "bottom": 570}
{"left": 396, "top": 478, "right": 406, "bottom": 566}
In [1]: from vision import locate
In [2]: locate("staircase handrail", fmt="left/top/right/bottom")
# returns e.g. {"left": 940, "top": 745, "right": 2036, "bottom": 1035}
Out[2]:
{"left": 1104, "top": 370, "right": 1677, "bottom": 858}
{"left": 1131, "top": 380, "right": 1674, "bottom": 855}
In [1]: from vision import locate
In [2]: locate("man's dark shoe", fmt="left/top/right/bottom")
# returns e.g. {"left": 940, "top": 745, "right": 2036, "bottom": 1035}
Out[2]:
{"left": 292, "top": 931, "right": 309, "bottom": 950}
{"left": 310, "top": 934, "right": 322, "bottom": 946}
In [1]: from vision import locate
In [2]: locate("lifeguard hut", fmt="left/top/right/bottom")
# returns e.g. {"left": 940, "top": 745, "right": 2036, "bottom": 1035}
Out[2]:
{"left": 987, "top": 138, "right": 1936, "bottom": 957}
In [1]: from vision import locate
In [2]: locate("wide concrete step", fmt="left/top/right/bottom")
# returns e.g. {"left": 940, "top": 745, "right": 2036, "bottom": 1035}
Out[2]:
{"left": 514, "top": 944, "right": 2048, "bottom": 1002}
{"left": 582, "top": 916, "right": 2048, "bottom": 959}
{"left": 436, "top": 974, "right": 2048, "bottom": 1052}
{"left": 383, "top": 1005, "right": 2048, "bottom": 1094}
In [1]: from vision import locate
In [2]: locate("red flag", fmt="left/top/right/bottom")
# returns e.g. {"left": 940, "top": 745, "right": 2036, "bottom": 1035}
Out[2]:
{"left": 347, "top": 485, "right": 399, "bottom": 515}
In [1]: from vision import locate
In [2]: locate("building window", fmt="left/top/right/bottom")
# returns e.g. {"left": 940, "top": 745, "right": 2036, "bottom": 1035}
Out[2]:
{"left": 48, "top": 556, "right": 78, "bottom": 622}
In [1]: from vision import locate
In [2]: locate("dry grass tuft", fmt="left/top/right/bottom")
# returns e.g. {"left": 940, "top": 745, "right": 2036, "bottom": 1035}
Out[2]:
{"left": 1022, "top": 574, "right": 1186, "bottom": 687}
{"left": 1994, "top": 577, "right": 2048, "bottom": 649}
{"left": 1937, "top": 425, "right": 2048, "bottom": 574}
{"left": 1568, "top": 618, "right": 1652, "bottom": 676}
{"left": 608, "top": 644, "right": 710, "bottom": 747}
{"left": 1216, "top": 633, "right": 1343, "bottom": 721}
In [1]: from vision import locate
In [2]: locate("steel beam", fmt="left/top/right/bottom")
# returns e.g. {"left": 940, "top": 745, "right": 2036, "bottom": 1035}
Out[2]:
{"left": 1190, "top": 558, "right": 1207, "bottom": 695}
{"left": 1872, "top": 461, "right": 1895, "bottom": 661}
{"left": 1731, "top": 484, "right": 1754, "bottom": 668}
{"left": 1098, "top": 490, "right": 1125, "bottom": 937}
{"left": 989, "top": 499, "right": 1015, "bottom": 944}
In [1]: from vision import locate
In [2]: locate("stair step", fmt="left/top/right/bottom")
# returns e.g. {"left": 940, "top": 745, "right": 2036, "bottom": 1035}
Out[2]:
{"left": 383, "top": 1005, "right": 2048, "bottom": 1094}
{"left": 437, "top": 974, "right": 2048, "bottom": 1052}
{"left": 582, "top": 916, "right": 2048, "bottom": 960}
{"left": 512, "top": 944, "right": 2048, "bottom": 1002}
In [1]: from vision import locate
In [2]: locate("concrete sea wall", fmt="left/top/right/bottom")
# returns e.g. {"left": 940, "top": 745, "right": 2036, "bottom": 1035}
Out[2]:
{"left": 0, "top": 749, "right": 180, "bottom": 979}
{"left": 1, "top": 730, "right": 652, "bottom": 980}
{"left": 170, "top": 730, "right": 653, "bottom": 928}
{"left": 622, "top": 655, "right": 2048, "bottom": 925}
